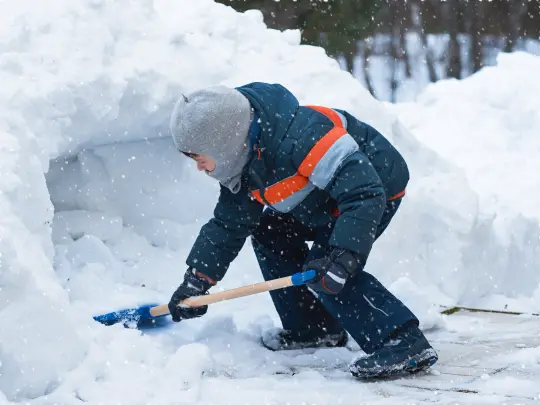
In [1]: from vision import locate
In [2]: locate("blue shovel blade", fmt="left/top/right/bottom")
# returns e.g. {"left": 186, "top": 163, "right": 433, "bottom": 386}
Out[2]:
{"left": 93, "top": 303, "right": 169, "bottom": 329}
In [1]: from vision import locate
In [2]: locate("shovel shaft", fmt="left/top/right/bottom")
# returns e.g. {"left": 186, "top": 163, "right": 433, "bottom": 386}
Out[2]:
{"left": 149, "top": 273, "right": 308, "bottom": 317}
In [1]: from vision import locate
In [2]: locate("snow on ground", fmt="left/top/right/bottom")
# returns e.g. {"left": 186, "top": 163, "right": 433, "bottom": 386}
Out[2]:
{"left": 0, "top": 0, "right": 539, "bottom": 403}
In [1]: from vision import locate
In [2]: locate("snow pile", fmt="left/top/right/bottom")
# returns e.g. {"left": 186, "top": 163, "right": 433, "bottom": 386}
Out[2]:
{"left": 391, "top": 51, "right": 540, "bottom": 308}
{"left": 392, "top": 51, "right": 540, "bottom": 223}
{"left": 0, "top": 0, "right": 538, "bottom": 403}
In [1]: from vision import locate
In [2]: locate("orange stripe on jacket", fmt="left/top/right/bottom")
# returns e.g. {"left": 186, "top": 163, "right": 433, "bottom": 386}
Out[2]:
{"left": 298, "top": 127, "right": 348, "bottom": 177}
{"left": 250, "top": 105, "right": 405, "bottom": 210}
{"left": 388, "top": 189, "right": 405, "bottom": 201}
{"left": 305, "top": 105, "right": 343, "bottom": 127}
{"left": 251, "top": 175, "right": 309, "bottom": 205}
{"left": 250, "top": 106, "right": 345, "bottom": 205}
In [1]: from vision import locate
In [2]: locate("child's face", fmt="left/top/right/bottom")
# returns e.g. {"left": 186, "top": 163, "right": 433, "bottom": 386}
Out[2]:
{"left": 184, "top": 153, "right": 216, "bottom": 173}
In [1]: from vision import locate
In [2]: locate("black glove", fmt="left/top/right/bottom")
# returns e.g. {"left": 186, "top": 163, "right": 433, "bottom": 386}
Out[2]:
{"left": 305, "top": 248, "right": 364, "bottom": 295}
{"left": 168, "top": 267, "right": 215, "bottom": 322}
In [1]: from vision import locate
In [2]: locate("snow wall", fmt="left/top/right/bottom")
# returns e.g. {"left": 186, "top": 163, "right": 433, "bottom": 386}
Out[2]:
{"left": 0, "top": 0, "right": 538, "bottom": 402}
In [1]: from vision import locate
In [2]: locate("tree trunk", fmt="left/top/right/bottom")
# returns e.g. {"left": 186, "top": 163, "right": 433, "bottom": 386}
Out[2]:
{"left": 361, "top": 40, "right": 376, "bottom": 97}
{"left": 524, "top": 1, "right": 540, "bottom": 39}
{"left": 446, "top": 0, "right": 461, "bottom": 79}
{"left": 504, "top": 1, "right": 528, "bottom": 52}
{"left": 389, "top": 2, "right": 401, "bottom": 102}
{"left": 469, "top": 0, "right": 484, "bottom": 73}
{"left": 340, "top": 38, "right": 358, "bottom": 75}
{"left": 410, "top": 0, "right": 437, "bottom": 82}
{"left": 396, "top": 2, "right": 412, "bottom": 78}
{"left": 344, "top": 50, "right": 355, "bottom": 75}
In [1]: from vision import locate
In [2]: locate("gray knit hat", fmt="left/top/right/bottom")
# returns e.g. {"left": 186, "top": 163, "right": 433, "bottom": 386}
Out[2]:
{"left": 170, "top": 86, "right": 252, "bottom": 194}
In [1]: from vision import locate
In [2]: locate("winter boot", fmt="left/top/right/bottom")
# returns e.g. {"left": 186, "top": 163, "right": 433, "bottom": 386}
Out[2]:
{"left": 350, "top": 321, "right": 438, "bottom": 379}
{"left": 261, "top": 328, "right": 349, "bottom": 351}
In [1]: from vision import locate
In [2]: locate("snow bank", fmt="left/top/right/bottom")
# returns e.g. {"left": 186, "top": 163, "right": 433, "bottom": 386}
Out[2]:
{"left": 1, "top": 0, "right": 538, "bottom": 403}
{"left": 392, "top": 51, "right": 540, "bottom": 223}
{"left": 391, "top": 51, "right": 540, "bottom": 307}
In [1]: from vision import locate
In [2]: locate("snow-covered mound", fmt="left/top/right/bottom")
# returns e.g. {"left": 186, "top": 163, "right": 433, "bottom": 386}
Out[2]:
{"left": 390, "top": 51, "right": 540, "bottom": 309}
{"left": 392, "top": 51, "right": 540, "bottom": 223}
{"left": 0, "top": 1, "right": 538, "bottom": 403}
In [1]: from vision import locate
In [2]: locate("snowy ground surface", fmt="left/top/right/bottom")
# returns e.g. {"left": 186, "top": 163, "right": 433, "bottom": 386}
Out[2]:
{"left": 1, "top": 1, "right": 539, "bottom": 404}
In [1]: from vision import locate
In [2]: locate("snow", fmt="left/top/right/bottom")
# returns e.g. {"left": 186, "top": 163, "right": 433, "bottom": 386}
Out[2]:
{"left": 0, "top": 0, "right": 539, "bottom": 403}
{"left": 389, "top": 51, "right": 540, "bottom": 307}
{"left": 391, "top": 51, "right": 540, "bottom": 223}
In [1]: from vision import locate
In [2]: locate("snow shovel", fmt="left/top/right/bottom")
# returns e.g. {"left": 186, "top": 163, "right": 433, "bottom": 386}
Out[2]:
{"left": 93, "top": 269, "right": 317, "bottom": 329}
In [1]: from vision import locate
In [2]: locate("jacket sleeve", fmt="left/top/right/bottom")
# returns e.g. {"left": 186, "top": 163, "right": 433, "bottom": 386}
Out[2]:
{"left": 323, "top": 151, "right": 387, "bottom": 262}
{"left": 291, "top": 124, "right": 387, "bottom": 265}
{"left": 186, "top": 183, "right": 263, "bottom": 282}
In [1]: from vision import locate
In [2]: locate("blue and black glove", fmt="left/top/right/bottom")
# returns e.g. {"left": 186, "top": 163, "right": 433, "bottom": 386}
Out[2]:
{"left": 168, "top": 267, "right": 216, "bottom": 322}
{"left": 305, "top": 248, "right": 364, "bottom": 295}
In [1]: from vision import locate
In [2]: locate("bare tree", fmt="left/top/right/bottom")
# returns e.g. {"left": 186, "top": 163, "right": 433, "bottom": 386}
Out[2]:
{"left": 360, "top": 39, "right": 376, "bottom": 96}
{"left": 468, "top": 0, "right": 484, "bottom": 73}
{"left": 504, "top": 0, "right": 528, "bottom": 52}
{"left": 410, "top": 0, "right": 437, "bottom": 82}
{"left": 524, "top": 0, "right": 540, "bottom": 39}
{"left": 396, "top": 1, "right": 412, "bottom": 78}
{"left": 389, "top": 1, "right": 400, "bottom": 102}
{"left": 445, "top": 0, "right": 462, "bottom": 79}
{"left": 342, "top": 41, "right": 356, "bottom": 76}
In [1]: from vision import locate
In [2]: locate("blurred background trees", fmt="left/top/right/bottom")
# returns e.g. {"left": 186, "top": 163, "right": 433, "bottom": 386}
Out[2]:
{"left": 216, "top": 0, "right": 539, "bottom": 102}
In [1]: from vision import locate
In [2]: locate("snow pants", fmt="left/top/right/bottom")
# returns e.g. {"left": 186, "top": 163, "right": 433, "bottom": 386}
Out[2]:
{"left": 251, "top": 198, "right": 418, "bottom": 354}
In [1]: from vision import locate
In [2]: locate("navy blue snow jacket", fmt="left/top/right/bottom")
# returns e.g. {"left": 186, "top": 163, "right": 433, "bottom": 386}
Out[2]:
{"left": 185, "top": 82, "right": 409, "bottom": 282}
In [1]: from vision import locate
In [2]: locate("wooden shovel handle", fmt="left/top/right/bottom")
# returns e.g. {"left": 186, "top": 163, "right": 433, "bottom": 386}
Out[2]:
{"left": 149, "top": 275, "right": 295, "bottom": 317}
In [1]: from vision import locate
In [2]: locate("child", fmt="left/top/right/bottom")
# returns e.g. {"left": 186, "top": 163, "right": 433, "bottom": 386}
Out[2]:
{"left": 167, "top": 82, "right": 438, "bottom": 378}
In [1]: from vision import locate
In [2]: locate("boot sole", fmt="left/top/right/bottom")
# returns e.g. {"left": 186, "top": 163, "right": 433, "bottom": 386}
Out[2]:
{"left": 262, "top": 332, "right": 349, "bottom": 351}
{"left": 350, "top": 348, "right": 438, "bottom": 379}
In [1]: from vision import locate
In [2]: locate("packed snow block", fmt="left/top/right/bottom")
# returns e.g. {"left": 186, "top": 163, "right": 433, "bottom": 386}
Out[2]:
{"left": 0, "top": 129, "right": 55, "bottom": 262}
{"left": 167, "top": 343, "right": 213, "bottom": 384}
{"left": 52, "top": 210, "right": 123, "bottom": 244}
{"left": 0, "top": 129, "right": 85, "bottom": 401}
{"left": 392, "top": 52, "right": 540, "bottom": 223}
{"left": 152, "top": 343, "right": 213, "bottom": 404}
{"left": 388, "top": 277, "right": 448, "bottom": 332}
{"left": 130, "top": 217, "right": 196, "bottom": 250}
{"left": 49, "top": 138, "right": 219, "bottom": 250}
{"left": 48, "top": 139, "right": 218, "bottom": 230}
{"left": 91, "top": 138, "right": 217, "bottom": 226}
{"left": 47, "top": 151, "right": 118, "bottom": 214}
{"left": 0, "top": 294, "right": 85, "bottom": 401}
{"left": 65, "top": 234, "right": 117, "bottom": 268}
{"left": 392, "top": 52, "right": 540, "bottom": 301}
{"left": 48, "top": 326, "right": 178, "bottom": 405}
